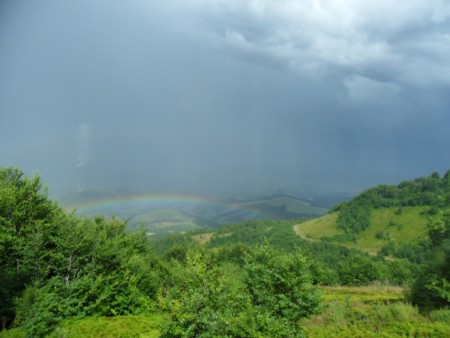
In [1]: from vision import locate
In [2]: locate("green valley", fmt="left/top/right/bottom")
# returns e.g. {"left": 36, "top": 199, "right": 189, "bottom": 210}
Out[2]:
{"left": 1, "top": 167, "right": 449, "bottom": 337}
{"left": 60, "top": 192, "right": 329, "bottom": 234}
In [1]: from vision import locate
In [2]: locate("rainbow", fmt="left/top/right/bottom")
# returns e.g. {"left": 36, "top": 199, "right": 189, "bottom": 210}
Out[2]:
{"left": 63, "top": 193, "right": 267, "bottom": 218}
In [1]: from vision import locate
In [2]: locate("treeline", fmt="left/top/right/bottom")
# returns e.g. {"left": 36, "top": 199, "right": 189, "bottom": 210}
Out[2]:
{"left": 410, "top": 212, "right": 450, "bottom": 310}
{"left": 332, "top": 171, "right": 450, "bottom": 234}
{"left": 0, "top": 168, "right": 164, "bottom": 336}
{"left": 155, "top": 213, "right": 449, "bottom": 311}
{"left": 156, "top": 219, "right": 416, "bottom": 287}
{"left": 1, "top": 167, "right": 449, "bottom": 337}
{"left": 0, "top": 168, "right": 320, "bottom": 337}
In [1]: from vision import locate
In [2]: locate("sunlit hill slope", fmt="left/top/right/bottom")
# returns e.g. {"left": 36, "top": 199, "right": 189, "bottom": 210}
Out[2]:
{"left": 295, "top": 171, "right": 450, "bottom": 255}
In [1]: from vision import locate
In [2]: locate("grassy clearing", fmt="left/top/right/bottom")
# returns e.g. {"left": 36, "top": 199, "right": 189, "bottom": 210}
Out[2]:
{"left": 0, "top": 314, "right": 165, "bottom": 338}
{"left": 0, "top": 329, "right": 23, "bottom": 338}
{"left": 302, "top": 286, "right": 450, "bottom": 337}
{"left": 321, "top": 285, "right": 404, "bottom": 303}
{"left": 294, "top": 207, "right": 430, "bottom": 254}
{"left": 294, "top": 212, "right": 340, "bottom": 240}
{"left": 192, "top": 232, "right": 214, "bottom": 244}
{"left": 50, "top": 315, "right": 163, "bottom": 338}
{"left": 351, "top": 207, "right": 428, "bottom": 251}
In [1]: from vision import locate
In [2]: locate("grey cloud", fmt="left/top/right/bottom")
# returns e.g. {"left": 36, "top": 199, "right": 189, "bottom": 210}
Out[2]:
{"left": 191, "top": 0, "right": 450, "bottom": 88}
{"left": 0, "top": 0, "right": 449, "bottom": 197}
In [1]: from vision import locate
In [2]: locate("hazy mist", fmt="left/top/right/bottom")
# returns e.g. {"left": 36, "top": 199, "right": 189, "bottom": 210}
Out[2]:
{"left": 1, "top": 0, "right": 449, "bottom": 197}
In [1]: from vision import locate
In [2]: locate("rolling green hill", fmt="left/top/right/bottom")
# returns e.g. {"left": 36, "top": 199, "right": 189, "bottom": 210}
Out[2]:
{"left": 294, "top": 206, "right": 432, "bottom": 254}
{"left": 59, "top": 192, "right": 328, "bottom": 233}
{"left": 295, "top": 170, "right": 450, "bottom": 255}
{"left": 2, "top": 167, "right": 449, "bottom": 337}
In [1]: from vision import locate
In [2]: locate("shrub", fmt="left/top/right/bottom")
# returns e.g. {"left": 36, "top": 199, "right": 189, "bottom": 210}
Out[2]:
{"left": 338, "top": 256, "right": 386, "bottom": 286}
{"left": 410, "top": 214, "right": 450, "bottom": 310}
{"left": 429, "top": 308, "right": 450, "bottom": 323}
{"left": 160, "top": 243, "right": 322, "bottom": 337}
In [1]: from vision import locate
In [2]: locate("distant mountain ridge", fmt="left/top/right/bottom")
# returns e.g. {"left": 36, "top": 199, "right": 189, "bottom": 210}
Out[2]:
{"left": 57, "top": 190, "right": 333, "bottom": 234}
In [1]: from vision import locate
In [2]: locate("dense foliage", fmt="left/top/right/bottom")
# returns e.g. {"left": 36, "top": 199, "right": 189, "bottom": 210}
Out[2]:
{"left": 159, "top": 243, "right": 321, "bottom": 337}
{"left": 410, "top": 212, "right": 450, "bottom": 310}
{"left": 155, "top": 219, "right": 417, "bottom": 288}
{"left": 332, "top": 171, "right": 450, "bottom": 234}
{"left": 0, "top": 168, "right": 163, "bottom": 335}
{"left": 0, "top": 168, "right": 60, "bottom": 327}
{"left": 336, "top": 171, "right": 450, "bottom": 210}
{"left": 0, "top": 168, "right": 321, "bottom": 337}
{"left": 303, "top": 285, "right": 450, "bottom": 337}
{"left": 1, "top": 167, "right": 449, "bottom": 336}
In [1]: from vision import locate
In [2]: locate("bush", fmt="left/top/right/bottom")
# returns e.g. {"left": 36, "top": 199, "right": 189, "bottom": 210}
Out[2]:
{"left": 0, "top": 168, "right": 62, "bottom": 327}
{"left": 160, "top": 243, "right": 321, "bottom": 337}
{"left": 159, "top": 249, "right": 259, "bottom": 337}
{"left": 338, "top": 256, "right": 386, "bottom": 286}
{"left": 243, "top": 243, "right": 321, "bottom": 323}
{"left": 13, "top": 215, "right": 162, "bottom": 337}
{"left": 429, "top": 308, "right": 450, "bottom": 323}
{"left": 410, "top": 215, "right": 450, "bottom": 310}
{"left": 49, "top": 315, "right": 162, "bottom": 338}
{"left": 336, "top": 203, "right": 371, "bottom": 234}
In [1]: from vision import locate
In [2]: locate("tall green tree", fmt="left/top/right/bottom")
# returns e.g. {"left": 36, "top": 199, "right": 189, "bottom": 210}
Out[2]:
{"left": 411, "top": 212, "right": 450, "bottom": 310}
{"left": 0, "top": 167, "right": 61, "bottom": 326}
{"left": 14, "top": 215, "right": 163, "bottom": 336}
{"left": 0, "top": 168, "right": 164, "bottom": 335}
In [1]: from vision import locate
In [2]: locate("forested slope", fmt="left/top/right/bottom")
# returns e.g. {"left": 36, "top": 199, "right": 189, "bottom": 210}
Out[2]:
{"left": 1, "top": 167, "right": 449, "bottom": 337}
{"left": 296, "top": 171, "right": 450, "bottom": 255}
{"left": 0, "top": 168, "right": 320, "bottom": 337}
{"left": 333, "top": 171, "right": 450, "bottom": 234}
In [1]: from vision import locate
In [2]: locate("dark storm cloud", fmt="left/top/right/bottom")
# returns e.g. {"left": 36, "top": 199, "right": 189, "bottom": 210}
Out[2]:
{"left": 1, "top": 0, "right": 449, "bottom": 196}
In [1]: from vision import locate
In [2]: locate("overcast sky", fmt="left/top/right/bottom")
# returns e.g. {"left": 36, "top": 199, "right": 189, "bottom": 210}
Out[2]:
{"left": 1, "top": 0, "right": 449, "bottom": 196}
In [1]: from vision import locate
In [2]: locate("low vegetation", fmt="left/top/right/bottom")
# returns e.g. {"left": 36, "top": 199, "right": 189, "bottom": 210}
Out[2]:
{"left": 1, "top": 167, "right": 449, "bottom": 336}
{"left": 295, "top": 206, "right": 430, "bottom": 255}
{"left": 303, "top": 286, "right": 450, "bottom": 337}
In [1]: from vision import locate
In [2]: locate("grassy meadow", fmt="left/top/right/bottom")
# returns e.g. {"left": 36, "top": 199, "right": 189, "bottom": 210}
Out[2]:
{"left": 2, "top": 287, "right": 449, "bottom": 337}
{"left": 0, "top": 315, "right": 163, "bottom": 338}
{"left": 294, "top": 206, "right": 431, "bottom": 255}
{"left": 303, "top": 285, "right": 450, "bottom": 337}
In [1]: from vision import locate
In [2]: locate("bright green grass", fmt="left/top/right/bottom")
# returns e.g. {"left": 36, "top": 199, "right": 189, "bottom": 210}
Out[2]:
{"left": 0, "top": 315, "right": 164, "bottom": 338}
{"left": 347, "top": 207, "right": 428, "bottom": 254}
{"left": 320, "top": 285, "right": 404, "bottom": 303}
{"left": 3, "top": 291, "right": 448, "bottom": 338}
{"left": 51, "top": 315, "right": 162, "bottom": 338}
{"left": 294, "top": 212, "right": 340, "bottom": 240}
{"left": 302, "top": 286, "right": 450, "bottom": 337}
{"left": 295, "top": 207, "right": 432, "bottom": 254}
{"left": 0, "top": 329, "right": 23, "bottom": 338}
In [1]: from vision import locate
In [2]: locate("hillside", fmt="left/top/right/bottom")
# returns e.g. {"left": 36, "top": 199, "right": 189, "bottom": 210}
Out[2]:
{"left": 294, "top": 206, "right": 431, "bottom": 255}
{"left": 295, "top": 171, "right": 450, "bottom": 255}
{"left": 59, "top": 192, "right": 328, "bottom": 233}
{"left": 1, "top": 167, "right": 449, "bottom": 337}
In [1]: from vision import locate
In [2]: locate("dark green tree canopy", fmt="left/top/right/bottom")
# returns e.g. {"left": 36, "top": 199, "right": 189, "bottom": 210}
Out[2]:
{"left": 0, "top": 168, "right": 162, "bottom": 335}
